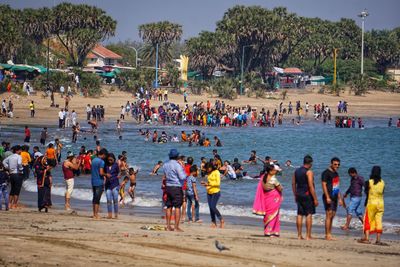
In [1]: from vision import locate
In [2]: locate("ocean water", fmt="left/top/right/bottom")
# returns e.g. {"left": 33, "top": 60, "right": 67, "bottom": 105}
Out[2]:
{"left": 1, "top": 117, "right": 399, "bottom": 233}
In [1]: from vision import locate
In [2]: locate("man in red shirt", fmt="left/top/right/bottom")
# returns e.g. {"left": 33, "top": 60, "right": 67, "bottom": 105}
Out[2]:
{"left": 24, "top": 126, "right": 31, "bottom": 143}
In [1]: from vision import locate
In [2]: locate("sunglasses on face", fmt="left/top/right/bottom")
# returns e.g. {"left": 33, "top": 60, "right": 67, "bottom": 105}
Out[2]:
{"left": 333, "top": 163, "right": 340, "bottom": 166}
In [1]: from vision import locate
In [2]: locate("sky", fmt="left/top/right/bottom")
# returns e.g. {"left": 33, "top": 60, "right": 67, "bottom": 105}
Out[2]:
{"left": 4, "top": 0, "right": 400, "bottom": 43}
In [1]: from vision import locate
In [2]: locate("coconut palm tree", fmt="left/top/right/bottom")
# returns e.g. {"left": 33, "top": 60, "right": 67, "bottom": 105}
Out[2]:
{"left": 138, "top": 21, "right": 182, "bottom": 66}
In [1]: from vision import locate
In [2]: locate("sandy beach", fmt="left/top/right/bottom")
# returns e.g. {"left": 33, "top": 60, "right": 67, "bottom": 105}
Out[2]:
{"left": 1, "top": 87, "right": 400, "bottom": 127}
{"left": 0, "top": 204, "right": 399, "bottom": 267}
{"left": 1, "top": 88, "right": 400, "bottom": 266}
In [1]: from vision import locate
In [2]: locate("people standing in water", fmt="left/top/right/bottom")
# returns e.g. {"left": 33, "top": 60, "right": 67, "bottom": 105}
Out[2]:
{"left": 163, "top": 149, "right": 187, "bottom": 232}
{"left": 253, "top": 163, "right": 283, "bottom": 237}
{"left": 62, "top": 152, "right": 81, "bottom": 211}
{"left": 292, "top": 155, "right": 318, "bottom": 240}
{"left": 24, "top": 126, "right": 31, "bottom": 143}
{"left": 34, "top": 156, "right": 52, "bottom": 212}
{"left": 321, "top": 157, "right": 343, "bottom": 240}
{"left": 128, "top": 167, "right": 138, "bottom": 201}
{"left": 243, "top": 150, "right": 257, "bottom": 164}
{"left": 201, "top": 162, "right": 224, "bottom": 228}
{"left": 91, "top": 148, "right": 107, "bottom": 219}
{"left": 359, "top": 166, "right": 386, "bottom": 245}
{"left": 105, "top": 153, "right": 120, "bottom": 219}
{"left": 341, "top": 168, "right": 364, "bottom": 230}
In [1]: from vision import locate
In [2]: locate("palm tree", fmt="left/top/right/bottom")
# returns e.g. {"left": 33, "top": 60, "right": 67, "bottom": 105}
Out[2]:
{"left": 0, "top": 5, "right": 22, "bottom": 62}
{"left": 138, "top": 21, "right": 182, "bottom": 66}
{"left": 52, "top": 3, "right": 116, "bottom": 66}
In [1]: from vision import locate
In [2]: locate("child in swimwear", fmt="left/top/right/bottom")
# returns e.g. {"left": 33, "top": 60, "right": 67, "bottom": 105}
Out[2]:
{"left": 119, "top": 176, "right": 129, "bottom": 205}
{"left": 128, "top": 168, "right": 138, "bottom": 201}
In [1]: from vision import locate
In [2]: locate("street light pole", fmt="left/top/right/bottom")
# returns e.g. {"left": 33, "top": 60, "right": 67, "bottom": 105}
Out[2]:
{"left": 240, "top": 45, "right": 252, "bottom": 95}
{"left": 128, "top": 46, "right": 138, "bottom": 68}
{"left": 155, "top": 43, "right": 159, "bottom": 88}
{"left": 358, "top": 9, "right": 369, "bottom": 75}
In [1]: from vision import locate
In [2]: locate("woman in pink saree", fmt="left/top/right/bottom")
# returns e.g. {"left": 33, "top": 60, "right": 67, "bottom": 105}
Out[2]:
{"left": 253, "top": 164, "right": 283, "bottom": 237}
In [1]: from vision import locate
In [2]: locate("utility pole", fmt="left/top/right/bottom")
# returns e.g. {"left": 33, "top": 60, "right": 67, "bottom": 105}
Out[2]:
{"left": 358, "top": 9, "right": 369, "bottom": 75}
{"left": 155, "top": 43, "right": 159, "bottom": 88}
{"left": 333, "top": 48, "right": 338, "bottom": 85}
{"left": 240, "top": 45, "right": 252, "bottom": 95}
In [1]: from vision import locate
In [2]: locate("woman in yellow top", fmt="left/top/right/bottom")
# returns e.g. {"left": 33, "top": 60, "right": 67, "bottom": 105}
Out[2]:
{"left": 201, "top": 162, "right": 224, "bottom": 228}
{"left": 359, "top": 166, "right": 385, "bottom": 245}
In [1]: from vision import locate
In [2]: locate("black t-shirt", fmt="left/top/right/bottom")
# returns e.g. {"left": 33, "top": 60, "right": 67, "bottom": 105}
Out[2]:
{"left": 321, "top": 169, "right": 340, "bottom": 198}
{"left": 232, "top": 162, "right": 242, "bottom": 171}
{"left": 248, "top": 155, "right": 256, "bottom": 161}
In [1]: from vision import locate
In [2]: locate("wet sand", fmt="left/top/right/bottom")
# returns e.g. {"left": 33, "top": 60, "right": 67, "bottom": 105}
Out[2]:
{"left": 1, "top": 204, "right": 399, "bottom": 267}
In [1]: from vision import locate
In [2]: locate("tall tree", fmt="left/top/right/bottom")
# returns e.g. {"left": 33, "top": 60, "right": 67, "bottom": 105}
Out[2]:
{"left": 365, "top": 28, "right": 400, "bottom": 73}
{"left": 138, "top": 21, "right": 182, "bottom": 66}
{"left": 52, "top": 3, "right": 116, "bottom": 67}
{"left": 0, "top": 5, "right": 22, "bottom": 62}
{"left": 186, "top": 31, "right": 234, "bottom": 79}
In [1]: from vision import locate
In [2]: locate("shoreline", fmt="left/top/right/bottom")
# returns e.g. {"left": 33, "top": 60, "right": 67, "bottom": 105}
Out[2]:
{"left": 16, "top": 187, "right": 400, "bottom": 241}
{"left": 1, "top": 89, "right": 400, "bottom": 128}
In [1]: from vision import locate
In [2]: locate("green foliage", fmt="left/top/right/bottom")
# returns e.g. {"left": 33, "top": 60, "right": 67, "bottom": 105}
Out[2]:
{"left": 118, "top": 68, "right": 155, "bottom": 93}
{"left": 190, "top": 80, "right": 209, "bottom": 95}
{"left": 31, "top": 72, "right": 70, "bottom": 91}
{"left": 329, "top": 83, "right": 344, "bottom": 96}
{"left": 365, "top": 28, "right": 400, "bottom": 73}
{"left": 185, "top": 31, "right": 234, "bottom": 80}
{"left": 80, "top": 72, "right": 102, "bottom": 97}
{"left": 349, "top": 74, "right": 369, "bottom": 96}
{"left": 105, "top": 41, "right": 140, "bottom": 67}
{"left": 0, "top": 3, "right": 117, "bottom": 67}
{"left": 0, "top": 5, "right": 22, "bottom": 61}
{"left": 138, "top": 21, "right": 182, "bottom": 67}
{"left": 211, "top": 78, "right": 237, "bottom": 100}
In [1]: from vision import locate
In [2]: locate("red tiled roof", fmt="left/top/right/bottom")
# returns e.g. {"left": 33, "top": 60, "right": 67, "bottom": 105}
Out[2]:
{"left": 89, "top": 44, "right": 122, "bottom": 60}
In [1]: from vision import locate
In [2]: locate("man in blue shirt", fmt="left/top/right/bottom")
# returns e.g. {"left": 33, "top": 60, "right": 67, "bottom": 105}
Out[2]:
{"left": 91, "top": 148, "right": 107, "bottom": 219}
{"left": 163, "top": 148, "right": 187, "bottom": 231}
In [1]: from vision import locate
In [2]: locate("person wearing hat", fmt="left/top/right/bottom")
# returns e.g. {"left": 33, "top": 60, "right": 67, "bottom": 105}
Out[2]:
{"left": 163, "top": 148, "right": 187, "bottom": 232}
{"left": 62, "top": 151, "right": 81, "bottom": 210}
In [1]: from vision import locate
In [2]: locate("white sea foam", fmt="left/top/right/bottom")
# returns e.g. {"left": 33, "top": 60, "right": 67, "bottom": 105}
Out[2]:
{"left": 22, "top": 180, "right": 400, "bottom": 234}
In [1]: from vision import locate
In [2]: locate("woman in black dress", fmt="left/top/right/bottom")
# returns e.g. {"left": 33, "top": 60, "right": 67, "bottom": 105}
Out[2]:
{"left": 34, "top": 156, "right": 52, "bottom": 212}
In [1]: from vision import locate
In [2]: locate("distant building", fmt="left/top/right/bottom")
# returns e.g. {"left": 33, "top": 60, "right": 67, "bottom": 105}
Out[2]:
{"left": 86, "top": 44, "right": 122, "bottom": 68}
{"left": 387, "top": 68, "right": 400, "bottom": 82}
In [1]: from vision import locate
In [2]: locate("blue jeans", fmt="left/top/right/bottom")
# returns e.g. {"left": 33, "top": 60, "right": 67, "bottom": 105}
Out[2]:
{"left": 186, "top": 194, "right": 200, "bottom": 221}
{"left": 207, "top": 192, "right": 222, "bottom": 223}
{"left": 0, "top": 183, "right": 9, "bottom": 210}
{"left": 347, "top": 196, "right": 363, "bottom": 217}
{"left": 106, "top": 186, "right": 119, "bottom": 214}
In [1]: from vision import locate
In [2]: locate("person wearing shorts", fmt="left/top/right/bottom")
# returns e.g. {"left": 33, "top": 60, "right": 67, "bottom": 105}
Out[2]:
{"left": 91, "top": 148, "right": 107, "bottom": 219}
{"left": 163, "top": 149, "right": 187, "bottom": 231}
{"left": 321, "top": 157, "right": 344, "bottom": 240}
{"left": 341, "top": 168, "right": 364, "bottom": 230}
{"left": 2, "top": 145, "right": 23, "bottom": 209}
{"left": 62, "top": 152, "right": 80, "bottom": 210}
{"left": 292, "top": 155, "right": 318, "bottom": 240}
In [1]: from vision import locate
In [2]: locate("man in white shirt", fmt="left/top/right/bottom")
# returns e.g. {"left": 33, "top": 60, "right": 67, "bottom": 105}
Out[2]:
{"left": 3, "top": 145, "right": 23, "bottom": 209}
{"left": 58, "top": 109, "right": 65, "bottom": 128}
{"left": 86, "top": 104, "right": 91, "bottom": 121}
{"left": 120, "top": 106, "right": 126, "bottom": 120}
{"left": 60, "top": 85, "right": 65, "bottom": 97}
